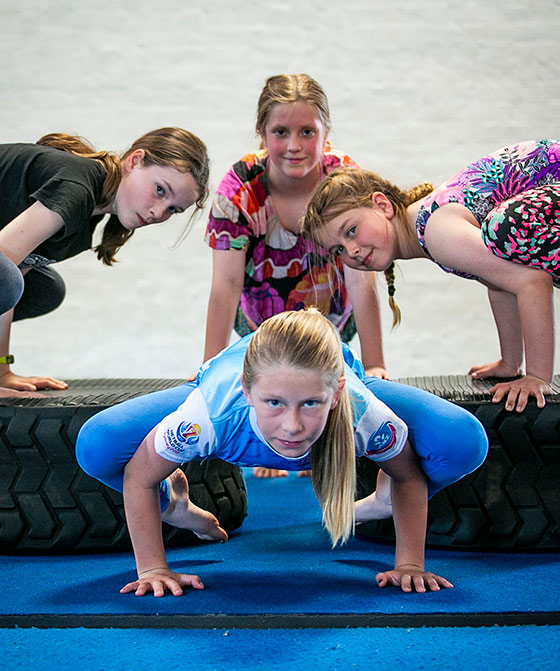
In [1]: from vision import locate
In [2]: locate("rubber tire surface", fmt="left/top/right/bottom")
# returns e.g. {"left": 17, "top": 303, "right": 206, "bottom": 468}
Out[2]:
{"left": 356, "top": 374, "right": 560, "bottom": 550}
{"left": 0, "top": 379, "right": 247, "bottom": 553}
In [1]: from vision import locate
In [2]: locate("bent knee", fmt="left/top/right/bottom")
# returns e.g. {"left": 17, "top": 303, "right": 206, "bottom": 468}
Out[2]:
{"left": 0, "top": 255, "right": 24, "bottom": 314}
{"left": 451, "top": 410, "right": 489, "bottom": 473}
{"left": 75, "top": 412, "right": 122, "bottom": 480}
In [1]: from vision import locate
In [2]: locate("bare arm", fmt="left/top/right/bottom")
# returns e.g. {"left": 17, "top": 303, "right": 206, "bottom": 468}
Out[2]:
{"left": 424, "top": 205, "right": 555, "bottom": 410}
{"left": 374, "top": 441, "right": 452, "bottom": 592}
{"left": 469, "top": 285, "right": 524, "bottom": 379}
{"left": 344, "top": 266, "right": 388, "bottom": 378}
{"left": 489, "top": 271, "right": 554, "bottom": 410}
{"left": 0, "top": 201, "right": 64, "bottom": 265}
{"left": 121, "top": 427, "right": 204, "bottom": 597}
{"left": 203, "top": 248, "right": 246, "bottom": 362}
{"left": 0, "top": 202, "right": 67, "bottom": 391}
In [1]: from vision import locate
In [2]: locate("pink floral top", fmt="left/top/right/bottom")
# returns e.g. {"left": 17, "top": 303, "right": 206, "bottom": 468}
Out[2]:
{"left": 416, "top": 140, "right": 560, "bottom": 285}
{"left": 206, "top": 148, "right": 358, "bottom": 337}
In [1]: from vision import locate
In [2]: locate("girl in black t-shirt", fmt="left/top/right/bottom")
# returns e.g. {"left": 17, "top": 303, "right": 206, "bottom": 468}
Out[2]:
{"left": 0, "top": 127, "right": 209, "bottom": 396}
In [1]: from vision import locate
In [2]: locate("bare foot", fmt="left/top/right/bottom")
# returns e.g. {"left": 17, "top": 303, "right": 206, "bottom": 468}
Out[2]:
{"left": 161, "top": 469, "right": 228, "bottom": 542}
{"left": 354, "top": 469, "right": 393, "bottom": 523}
{"left": 253, "top": 467, "right": 288, "bottom": 478}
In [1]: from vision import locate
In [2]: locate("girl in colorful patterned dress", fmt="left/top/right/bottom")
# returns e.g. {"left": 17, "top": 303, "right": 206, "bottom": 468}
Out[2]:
{"left": 204, "top": 74, "right": 389, "bottom": 476}
{"left": 303, "top": 140, "right": 560, "bottom": 413}
{"left": 0, "top": 128, "right": 209, "bottom": 397}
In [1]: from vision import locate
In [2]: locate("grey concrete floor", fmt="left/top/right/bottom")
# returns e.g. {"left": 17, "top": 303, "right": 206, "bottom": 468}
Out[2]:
{"left": 1, "top": 0, "right": 559, "bottom": 380}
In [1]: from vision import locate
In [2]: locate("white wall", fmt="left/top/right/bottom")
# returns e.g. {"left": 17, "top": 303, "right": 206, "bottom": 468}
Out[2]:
{"left": 1, "top": 0, "right": 559, "bottom": 379}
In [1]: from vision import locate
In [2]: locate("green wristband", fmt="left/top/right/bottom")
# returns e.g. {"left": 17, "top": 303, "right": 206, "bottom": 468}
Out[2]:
{"left": 0, "top": 355, "right": 14, "bottom": 365}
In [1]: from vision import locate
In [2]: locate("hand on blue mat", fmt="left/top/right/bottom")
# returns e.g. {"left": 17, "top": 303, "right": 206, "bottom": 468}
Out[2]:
{"left": 376, "top": 564, "right": 453, "bottom": 593}
{"left": 120, "top": 568, "right": 205, "bottom": 598}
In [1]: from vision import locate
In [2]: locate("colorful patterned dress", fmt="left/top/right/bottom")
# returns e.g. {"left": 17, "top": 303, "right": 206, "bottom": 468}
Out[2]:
{"left": 415, "top": 140, "right": 560, "bottom": 285}
{"left": 206, "top": 148, "right": 358, "bottom": 339}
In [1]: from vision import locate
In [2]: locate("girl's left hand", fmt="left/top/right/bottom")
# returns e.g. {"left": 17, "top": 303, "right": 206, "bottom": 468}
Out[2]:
{"left": 490, "top": 374, "right": 552, "bottom": 412}
{"left": 0, "top": 370, "right": 68, "bottom": 392}
{"left": 375, "top": 564, "right": 453, "bottom": 593}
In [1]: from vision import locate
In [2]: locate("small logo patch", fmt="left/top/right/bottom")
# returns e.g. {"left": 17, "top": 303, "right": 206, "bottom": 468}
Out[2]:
{"left": 365, "top": 421, "right": 397, "bottom": 456}
{"left": 177, "top": 421, "right": 201, "bottom": 445}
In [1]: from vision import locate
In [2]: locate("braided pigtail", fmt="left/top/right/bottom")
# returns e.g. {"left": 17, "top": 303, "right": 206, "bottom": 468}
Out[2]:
{"left": 381, "top": 182, "right": 432, "bottom": 327}
{"left": 405, "top": 182, "right": 434, "bottom": 206}
{"left": 383, "top": 262, "right": 401, "bottom": 329}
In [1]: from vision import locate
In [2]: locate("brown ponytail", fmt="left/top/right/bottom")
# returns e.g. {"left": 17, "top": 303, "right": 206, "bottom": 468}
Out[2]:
{"left": 37, "top": 133, "right": 122, "bottom": 209}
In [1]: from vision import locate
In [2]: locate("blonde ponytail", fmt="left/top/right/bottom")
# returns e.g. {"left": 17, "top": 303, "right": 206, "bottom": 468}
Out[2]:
{"left": 310, "top": 386, "right": 355, "bottom": 546}
{"left": 243, "top": 308, "right": 356, "bottom": 546}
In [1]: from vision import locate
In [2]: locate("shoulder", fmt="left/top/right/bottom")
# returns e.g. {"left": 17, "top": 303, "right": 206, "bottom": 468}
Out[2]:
{"left": 341, "top": 342, "right": 365, "bottom": 380}
{"left": 322, "top": 147, "right": 359, "bottom": 174}
{"left": 216, "top": 152, "right": 267, "bottom": 194}
{"left": 0, "top": 142, "right": 102, "bottom": 175}
{"left": 154, "top": 388, "right": 215, "bottom": 464}
{"left": 351, "top": 382, "right": 409, "bottom": 462}
{"left": 197, "top": 335, "right": 251, "bottom": 416}
{"left": 208, "top": 153, "right": 269, "bottom": 236}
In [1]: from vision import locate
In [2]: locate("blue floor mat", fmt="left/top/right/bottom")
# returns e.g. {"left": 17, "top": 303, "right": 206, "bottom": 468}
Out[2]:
{"left": 1, "top": 471, "right": 559, "bottom": 621}
{"left": 2, "top": 626, "right": 560, "bottom": 670}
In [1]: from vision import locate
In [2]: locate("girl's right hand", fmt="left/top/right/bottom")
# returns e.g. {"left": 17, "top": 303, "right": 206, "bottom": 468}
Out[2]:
{"left": 120, "top": 568, "right": 205, "bottom": 597}
{"left": 489, "top": 374, "right": 552, "bottom": 412}
{"left": 0, "top": 370, "right": 68, "bottom": 392}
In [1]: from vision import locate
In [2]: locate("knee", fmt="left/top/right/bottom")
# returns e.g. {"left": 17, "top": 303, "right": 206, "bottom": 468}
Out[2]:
{"left": 416, "top": 405, "right": 489, "bottom": 496}
{"left": 450, "top": 410, "right": 489, "bottom": 474}
{"left": 0, "top": 254, "right": 24, "bottom": 314}
{"left": 75, "top": 412, "right": 117, "bottom": 480}
{"left": 41, "top": 271, "right": 66, "bottom": 313}
{"left": 13, "top": 267, "right": 66, "bottom": 321}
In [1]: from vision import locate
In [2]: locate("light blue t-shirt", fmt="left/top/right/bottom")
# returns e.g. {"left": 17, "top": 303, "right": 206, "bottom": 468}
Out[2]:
{"left": 154, "top": 335, "right": 407, "bottom": 470}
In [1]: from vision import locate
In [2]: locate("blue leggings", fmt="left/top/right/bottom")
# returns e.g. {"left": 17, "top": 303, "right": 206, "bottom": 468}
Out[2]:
{"left": 363, "top": 377, "right": 488, "bottom": 497}
{"left": 75, "top": 378, "right": 488, "bottom": 510}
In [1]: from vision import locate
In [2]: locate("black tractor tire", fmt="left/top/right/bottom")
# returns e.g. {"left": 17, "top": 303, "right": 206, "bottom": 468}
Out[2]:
{"left": 0, "top": 379, "right": 247, "bottom": 553}
{"left": 356, "top": 374, "right": 560, "bottom": 550}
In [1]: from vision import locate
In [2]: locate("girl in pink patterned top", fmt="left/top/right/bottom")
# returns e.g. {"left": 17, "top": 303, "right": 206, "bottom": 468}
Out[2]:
{"left": 303, "top": 140, "right": 560, "bottom": 413}
{"left": 204, "top": 75, "right": 390, "bottom": 476}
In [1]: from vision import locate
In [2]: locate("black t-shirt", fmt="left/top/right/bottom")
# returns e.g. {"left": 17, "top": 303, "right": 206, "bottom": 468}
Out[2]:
{"left": 0, "top": 143, "right": 107, "bottom": 262}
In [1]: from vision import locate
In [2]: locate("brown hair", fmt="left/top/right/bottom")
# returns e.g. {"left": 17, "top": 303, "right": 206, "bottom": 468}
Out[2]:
{"left": 256, "top": 74, "right": 331, "bottom": 146}
{"left": 303, "top": 168, "right": 433, "bottom": 326}
{"left": 37, "top": 127, "right": 209, "bottom": 265}
{"left": 242, "top": 308, "right": 355, "bottom": 547}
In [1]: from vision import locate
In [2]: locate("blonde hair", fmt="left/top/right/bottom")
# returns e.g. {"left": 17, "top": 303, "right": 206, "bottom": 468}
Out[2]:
{"left": 303, "top": 168, "right": 433, "bottom": 327}
{"left": 256, "top": 74, "right": 331, "bottom": 146}
{"left": 242, "top": 308, "right": 355, "bottom": 546}
{"left": 37, "top": 127, "right": 209, "bottom": 265}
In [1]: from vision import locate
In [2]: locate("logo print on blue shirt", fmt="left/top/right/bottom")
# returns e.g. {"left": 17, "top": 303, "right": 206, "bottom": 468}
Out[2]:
{"left": 366, "top": 421, "right": 397, "bottom": 456}
{"left": 178, "top": 421, "right": 201, "bottom": 445}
